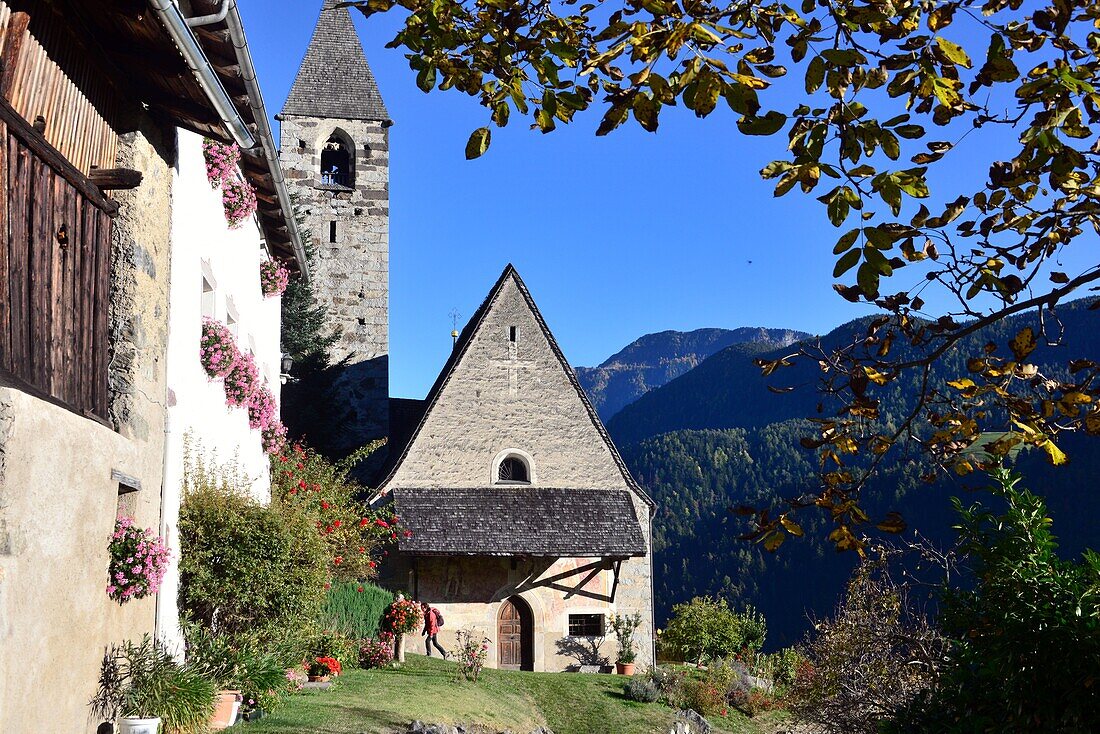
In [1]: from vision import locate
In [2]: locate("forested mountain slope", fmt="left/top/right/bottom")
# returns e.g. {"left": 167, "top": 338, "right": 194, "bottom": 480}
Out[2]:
{"left": 606, "top": 300, "right": 1100, "bottom": 646}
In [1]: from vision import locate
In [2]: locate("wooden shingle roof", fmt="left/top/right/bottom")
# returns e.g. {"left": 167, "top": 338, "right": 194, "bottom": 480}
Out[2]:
{"left": 393, "top": 487, "right": 647, "bottom": 557}
{"left": 280, "top": 0, "right": 389, "bottom": 122}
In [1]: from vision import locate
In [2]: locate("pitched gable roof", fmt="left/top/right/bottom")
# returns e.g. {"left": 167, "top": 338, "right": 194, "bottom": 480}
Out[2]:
{"left": 375, "top": 265, "right": 654, "bottom": 511}
{"left": 281, "top": 0, "right": 390, "bottom": 121}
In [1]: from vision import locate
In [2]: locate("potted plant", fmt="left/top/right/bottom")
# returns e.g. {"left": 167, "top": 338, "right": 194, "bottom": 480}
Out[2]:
{"left": 381, "top": 595, "right": 423, "bottom": 663}
{"left": 90, "top": 636, "right": 216, "bottom": 734}
{"left": 611, "top": 612, "right": 643, "bottom": 676}
{"left": 307, "top": 656, "right": 342, "bottom": 682}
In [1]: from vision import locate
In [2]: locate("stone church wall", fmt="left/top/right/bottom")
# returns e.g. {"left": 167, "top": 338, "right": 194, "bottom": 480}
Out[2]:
{"left": 0, "top": 117, "right": 174, "bottom": 733}
{"left": 278, "top": 114, "right": 389, "bottom": 447}
{"left": 388, "top": 277, "right": 631, "bottom": 489}
{"left": 393, "top": 550, "right": 654, "bottom": 671}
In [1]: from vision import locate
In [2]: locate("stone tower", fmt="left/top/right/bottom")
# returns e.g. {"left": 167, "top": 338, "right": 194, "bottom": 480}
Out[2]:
{"left": 279, "top": 0, "right": 391, "bottom": 447}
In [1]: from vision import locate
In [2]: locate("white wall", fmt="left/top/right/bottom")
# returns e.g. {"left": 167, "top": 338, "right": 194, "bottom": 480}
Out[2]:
{"left": 157, "top": 129, "right": 284, "bottom": 650}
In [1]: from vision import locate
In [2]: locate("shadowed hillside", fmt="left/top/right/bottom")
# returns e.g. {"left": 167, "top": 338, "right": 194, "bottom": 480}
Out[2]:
{"left": 575, "top": 327, "right": 808, "bottom": 422}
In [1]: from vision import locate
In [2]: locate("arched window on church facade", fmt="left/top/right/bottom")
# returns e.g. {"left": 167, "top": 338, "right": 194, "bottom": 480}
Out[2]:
{"left": 320, "top": 131, "right": 354, "bottom": 187}
{"left": 497, "top": 455, "right": 530, "bottom": 484}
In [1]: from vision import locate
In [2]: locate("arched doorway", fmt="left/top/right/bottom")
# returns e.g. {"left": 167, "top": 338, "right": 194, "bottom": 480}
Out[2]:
{"left": 497, "top": 595, "right": 533, "bottom": 671}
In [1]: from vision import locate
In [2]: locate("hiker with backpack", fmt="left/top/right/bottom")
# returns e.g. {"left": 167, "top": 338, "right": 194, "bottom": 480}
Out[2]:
{"left": 421, "top": 601, "right": 448, "bottom": 659}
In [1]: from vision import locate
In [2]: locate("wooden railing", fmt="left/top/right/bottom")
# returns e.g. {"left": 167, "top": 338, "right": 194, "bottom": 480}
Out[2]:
{"left": 0, "top": 94, "right": 116, "bottom": 421}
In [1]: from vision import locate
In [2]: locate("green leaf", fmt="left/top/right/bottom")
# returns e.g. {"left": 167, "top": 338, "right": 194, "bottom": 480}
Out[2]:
{"left": 833, "top": 228, "right": 860, "bottom": 254}
{"left": 465, "top": 127, "right": 491, "bottom": 159}
{"left": 805, "top": 56, "right": 826, "bottom": 93}
{"left": 833, "top": 248, "right": 861, "bottom": 277}
{"left": 416, "top": 64, "right": 437, "bottom": 93}
{"left": 856, "top": 262, "right": 881, "bottom": 299}
{"left": 596, "top": 103, "right": 630, "bottom": 136}
{"left": 737, "top": 110, "right": 787, "bottom": 136}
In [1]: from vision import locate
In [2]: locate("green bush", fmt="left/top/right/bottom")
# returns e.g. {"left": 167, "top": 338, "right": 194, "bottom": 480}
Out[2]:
{"left": 183, "top": 621, "right": 289, "bottom": 712}
{"left": 305, "top": 626, "right": 358, "bottom": 668}
{"left": 624, "top": 676, "right": 661, "bottom": 703}
{"left": 659, "top": 596, "right": 768, "bottom": 664}
{"left": 900, "top": 466, "right": 1100, "bottom": 733}
{"left": 320, "top": 581, "right": 393, "bottom": 639}
{"left": 179, "top": 456, "right": 328, "bottom": 638}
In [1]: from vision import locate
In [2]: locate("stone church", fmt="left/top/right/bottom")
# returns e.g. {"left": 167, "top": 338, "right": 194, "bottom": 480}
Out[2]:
{"left": 280, "top": 0, "right": 656, "bottom": 671}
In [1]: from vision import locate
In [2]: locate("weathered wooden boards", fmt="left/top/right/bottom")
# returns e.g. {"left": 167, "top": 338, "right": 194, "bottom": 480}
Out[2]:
{"left": 1, "top": 95, "right": 113, "bottom": 420}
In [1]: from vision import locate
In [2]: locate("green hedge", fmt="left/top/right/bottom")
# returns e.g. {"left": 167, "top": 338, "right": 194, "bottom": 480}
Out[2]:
{"left": 320, "top": 581, "right": 394, "bottom": 639}
{"left": 179, "top": 461, "right": 329, "bottom": 639}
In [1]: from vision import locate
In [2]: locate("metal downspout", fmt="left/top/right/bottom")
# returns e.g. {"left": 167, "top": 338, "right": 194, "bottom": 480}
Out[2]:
{"left": 185, "top": 0, "right": 230, "bottom": 27}
{"left": 223, "top": 0, "right": 309, "bottom": 282}
{"left": 146, "top": 0, "right": 255, "bottom": 149}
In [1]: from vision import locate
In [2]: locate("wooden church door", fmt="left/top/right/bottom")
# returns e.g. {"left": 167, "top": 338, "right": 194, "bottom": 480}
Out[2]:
{"left": 497, "top": 597, "right": 532, "bottom": 671}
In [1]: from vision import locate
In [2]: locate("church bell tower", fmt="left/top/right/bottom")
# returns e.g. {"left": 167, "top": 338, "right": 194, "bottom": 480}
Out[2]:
{"left": 279, "top": 0, "right": 391, "bottom": 448}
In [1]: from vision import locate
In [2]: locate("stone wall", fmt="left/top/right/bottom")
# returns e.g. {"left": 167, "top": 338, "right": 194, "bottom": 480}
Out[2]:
{"left": 0, "top": 116, "right": 174, "bottom": 733}
{"left": 278, "top": 114, "right": 389, "bottom": 448}
{"left": 388, "top": 550, "right": 654, "bottom": 671}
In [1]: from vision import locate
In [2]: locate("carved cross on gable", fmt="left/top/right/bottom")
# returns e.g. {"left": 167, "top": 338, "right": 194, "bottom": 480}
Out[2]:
{"left": 490, "top": 341, "right": 535, "bottom": 397}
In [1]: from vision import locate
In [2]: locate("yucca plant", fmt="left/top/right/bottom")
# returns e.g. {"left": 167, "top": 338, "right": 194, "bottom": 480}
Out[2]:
{"left": 89, "top": 636, "right": 216, "bottom": 732}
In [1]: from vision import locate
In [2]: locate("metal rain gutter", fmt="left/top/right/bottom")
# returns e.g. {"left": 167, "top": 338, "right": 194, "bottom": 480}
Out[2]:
{"left": 146, "top": 0, "right": 255, "bottom": 149}
{"left": 224, "top": 0, "right": 309, "bottom": 283}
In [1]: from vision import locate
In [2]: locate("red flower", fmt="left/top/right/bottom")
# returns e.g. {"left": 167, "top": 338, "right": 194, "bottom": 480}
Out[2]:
{"left": 324, "top": 582, "right": 331, "bottom": 590}
{"left": 296, "top": 462, "right": 304, "bottom": 469}
{"left": 391, "top": 532, "right": 398, "bottom": 539}
{"left": 298, "top": 480, "right": 306, "bottom": 489}
{"left": 321, "top": 500, "right": 330, "bottom": 510}
{"left": 333, "top": 520, "right": 342, "bottom": 528}
{"left": 312, "top": 483, "right": 320, "bottom": 491}
{"left": 375, "top": 519, "right": 389, "bottom": 528}
{"left": 357, "top": 586, "right": 364, "bottom": 592}
{"left": 278, "top": 455, "right": 288, "bottom": 463}
{"left": 403, "top": 530, "right": 413, "bottom": 538}
{"left": 334, "top": 556, "right": 343, "bottom": 565}
{"left": 359, "top": 518, "right": 368, "bottom": 527}
{"left": 289, "top": 488, "right": 297, "bottom": 495}
{"left": 369, "top": 560, "right": 377, "bottom": 568}
{"left": 358, "top": 546, "right": 365, "bottom": 553}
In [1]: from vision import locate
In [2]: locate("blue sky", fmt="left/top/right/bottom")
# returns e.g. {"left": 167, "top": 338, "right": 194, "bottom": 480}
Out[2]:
{"left": 238, "top": 1, "right": 1088, "bottom": 398}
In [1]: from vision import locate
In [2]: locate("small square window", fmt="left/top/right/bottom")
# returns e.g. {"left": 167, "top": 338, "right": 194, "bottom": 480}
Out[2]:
{"left": 201, "top": 276, "right": 215, "bottom": 319}
{"left": 568, "top": 614, "right": 605, "bottom": 637}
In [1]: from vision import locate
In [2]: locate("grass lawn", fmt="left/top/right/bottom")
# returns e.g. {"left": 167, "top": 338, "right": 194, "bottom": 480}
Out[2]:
{"left": 241, "top": 655, "right": 790, "bottom": 734}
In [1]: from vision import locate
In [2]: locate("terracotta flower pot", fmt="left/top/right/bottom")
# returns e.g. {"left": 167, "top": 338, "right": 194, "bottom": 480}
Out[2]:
{"left": 616, "top": 662, "right": 636, "bottom": 676}
{"left": 307, "top": 674, "right": 331, "bottom": 682}
{"left": 209, "top": 690, "right": 242, "bottom": 730}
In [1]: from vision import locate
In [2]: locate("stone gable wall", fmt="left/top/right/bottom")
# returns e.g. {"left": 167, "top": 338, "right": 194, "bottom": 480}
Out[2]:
{"left": 278, "top": 114, "right": 389, "bottom": 446}
{"left": 388, "top": 276, "right": 631, "bottom": 489}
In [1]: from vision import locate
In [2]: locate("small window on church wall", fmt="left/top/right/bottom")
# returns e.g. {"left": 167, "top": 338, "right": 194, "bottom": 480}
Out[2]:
{"left": 497, "top": 456, "right": 529, "bottom": 483}
{"left": 568, "top": 614, "right": 605, "bottom": 637}
{"left": 320, "top": 134, "right": 353, "bottom": 186}
{"left": 509, "top": 326, "right": 517, "bottom": 343}
{"left": 329, "top": 221, "right": 337, "bottom": 243}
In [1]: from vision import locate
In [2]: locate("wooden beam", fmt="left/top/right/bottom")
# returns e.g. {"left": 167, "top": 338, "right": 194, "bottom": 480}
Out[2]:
{"left": 0, "top": 12, "right": 30, "bottom": 101}
{"left": 89, "top": 168, "right": 143, "bottom": 190}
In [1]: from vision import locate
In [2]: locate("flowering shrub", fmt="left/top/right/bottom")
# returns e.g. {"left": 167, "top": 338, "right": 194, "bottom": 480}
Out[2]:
{"left": 261, "top": 422, "right": 287, "bottom": 456}
{"left": 107, "top": 516, "right": 171, "bottom": 604}
{"left": 260, "top": 259, "right": 289, "bottom": 298}
{"left": 224, "top": 352, "right": 260, "bottom": 408}
{"left": 359, "top": 634, "right": 395, "bottom": 669}
{"left": 382, "top": 598, "right": 423, "bottom": 636}
{"left": 202, "top": 138, "right": 240, "bottom": 187}
{"left": 221, "top": 178, "right": 257, "bottom": 229}
{"left": 454, "top": 630, "right": 491, "bottom": 682}
{"left": 272, "top": 442, "right": 408, "bottom": 580}
{"left": 285, "top": 668, "right": 307, "bottom": 692}
{"left": 200, "top": 318, "right": 237, "bottom": 379}
{"left": 307, "top": 656, "right": 342, "bottom": 678}
{"left": 247, "top": 384, "right": 278, "bottom": 431}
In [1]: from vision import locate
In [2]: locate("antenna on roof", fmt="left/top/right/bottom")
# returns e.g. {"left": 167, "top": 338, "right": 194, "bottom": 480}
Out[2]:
{"left": 449, "top": 308, "right": 461, "bottom": 348}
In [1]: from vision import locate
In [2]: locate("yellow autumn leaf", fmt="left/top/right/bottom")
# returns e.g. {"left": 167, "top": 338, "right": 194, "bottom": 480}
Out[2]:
{"left": 1010, "top": 327, "right": 1037, "bottom": 361}
{"left": 863, "top": 366, "right": 890, "bottom": 386}
{"left": 780, "top": 516, "right": 804, "bottom": 537}
{"left": 763, "top": 530, "right": 786, "bottom": 551}
{"left": 947, "top": 378, "right": 976, "bottom": 390}
{"left": 1041, "top": 439, "right": 1068, "bottom": 466}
